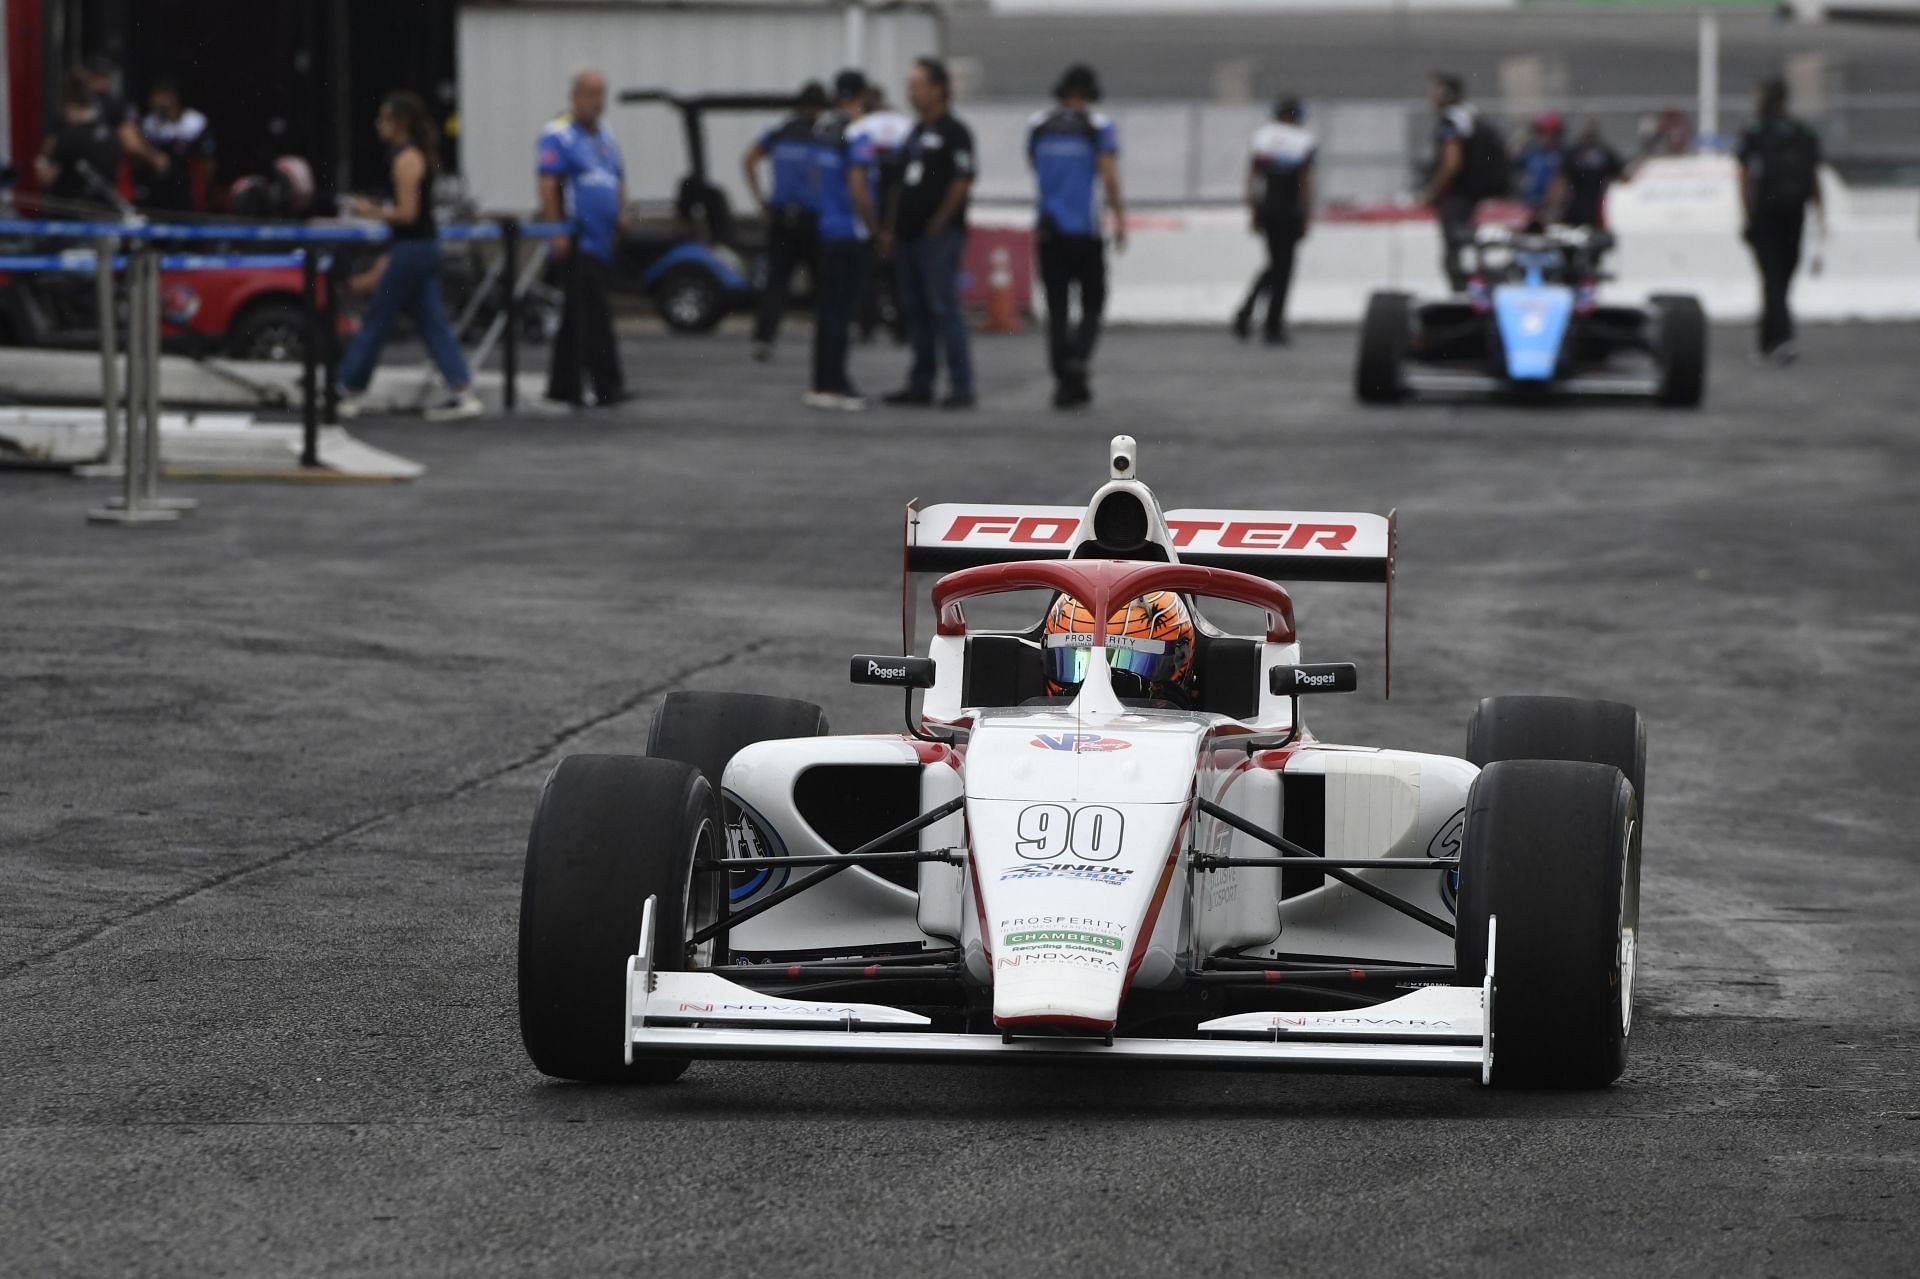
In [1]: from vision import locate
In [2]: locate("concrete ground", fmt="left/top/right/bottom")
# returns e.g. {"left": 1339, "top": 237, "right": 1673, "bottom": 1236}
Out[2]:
{"left": 3, "top": 323, "right": 1917, "bottom": 1276}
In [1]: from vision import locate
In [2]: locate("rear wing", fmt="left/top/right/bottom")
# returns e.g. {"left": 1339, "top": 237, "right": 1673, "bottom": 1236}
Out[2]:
{"left": 906, "top": 502, "right": 1393, "bottom": 583}
{"left": 903, "top": 500, "right": 1398, "bottom": 695}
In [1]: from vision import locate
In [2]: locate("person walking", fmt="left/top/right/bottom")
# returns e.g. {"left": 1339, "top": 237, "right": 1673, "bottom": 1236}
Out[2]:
{"left": 806, "top": 71, "right": 880, "bottom": 410}
{"left": 882, "top": 57, "right": 977, "bottom": 410}
{"left": 1737, "top": 77, "right": 1825, "bottom": 366}
{"left": 1233, "top": 95, "right": 1315, "bottom": 345}
{"left": 336, "top": 92, "right": 481, "bottom": 421}
{"left": 1418, "top": 72, "right": 1484, "bottom": 292}
{"left": 744, "top": 82, "right": 829, "bottom": 361}
{"left": 850, "top": 85, "right": 914, "bottom": 343}
{"left": 1027, "top": 63, "right": 1125, "bottom": 409}
{"left": 537, "top": 69, "right": 629, "bottom": 407}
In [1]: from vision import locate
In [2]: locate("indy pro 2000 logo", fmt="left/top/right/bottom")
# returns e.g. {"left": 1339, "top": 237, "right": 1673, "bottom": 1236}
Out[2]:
{"left": 999, "top": 804, "right": 1133, "bottom": 887}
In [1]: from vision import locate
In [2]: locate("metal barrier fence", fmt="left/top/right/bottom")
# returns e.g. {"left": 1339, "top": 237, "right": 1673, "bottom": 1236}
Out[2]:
{"left": 0, "top": 217, "right": 568, "bottom": 522}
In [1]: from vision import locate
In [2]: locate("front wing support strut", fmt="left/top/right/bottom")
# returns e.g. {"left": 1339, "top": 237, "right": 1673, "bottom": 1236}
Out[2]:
{"left": 1197, "top": 798, "right": 1456, "bottom": 939}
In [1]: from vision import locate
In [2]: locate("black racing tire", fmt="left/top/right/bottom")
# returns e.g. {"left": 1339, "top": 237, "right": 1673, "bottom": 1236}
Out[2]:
{"left": 649, "top": 692, "right": 831, "bottom": 900}
{"left": 1455, "top": 760, "right": 1640, "bottom": 1088}
{"left": 1650, "top": 293, "right": 1706, "bottom": 408}
{"left": 646, "top": 691, "right": 830, "bottom": 792}
{"left": 518, "top": 754, "right": 722, "bottom": 1084}
{"left": 1466, "top": 694, "right": 1646, "bottom": 813}
{"left": 227, "top": 300, "right": 309, "bottom": 363}
{"left": 1355, "top": 291, "right": 1411, "bottom": 404}
{"left": 652, "top": 265, "right": 727, "bottom": 334}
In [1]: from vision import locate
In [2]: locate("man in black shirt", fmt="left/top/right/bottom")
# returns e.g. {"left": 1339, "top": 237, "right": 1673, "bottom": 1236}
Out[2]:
{"left": 1418, "top": 72, "right": 1479, "bottom": 293}
{"left": 882, "top": 57, "right": 976, "bottom": 409}
{"left": 36, "top": 72, "right": 124, "bottom": 212}
{"left": 1234, "top": 96, "right": 1315, "bottom": 345}
{"left": 1555, "top": 121, "right": 1623, "bottom": 229}
{"left": 1737, "top": 77, "right": 1825, "bottom": 365}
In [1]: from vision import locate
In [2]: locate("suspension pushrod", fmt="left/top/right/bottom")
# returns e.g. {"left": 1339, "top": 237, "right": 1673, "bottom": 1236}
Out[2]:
{"left": 689, "top": 796, "right": 965, "bottom": 946}
{"left": 1196, "top": 856, "right": 1458, "bottom": 870}
{"left": 1197, "top": 799, "right": 1456, "bottom": 939}
{"left": 706, "top": 848, "right": 965, "bottom": 870}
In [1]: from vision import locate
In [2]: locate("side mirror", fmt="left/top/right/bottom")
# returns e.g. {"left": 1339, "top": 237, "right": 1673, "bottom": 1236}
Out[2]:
{"left": 850, "top": 654, "right": 936, "bottom": 689}
{"left": 1268, "top": 663, "right": 1359, "bottom": 696}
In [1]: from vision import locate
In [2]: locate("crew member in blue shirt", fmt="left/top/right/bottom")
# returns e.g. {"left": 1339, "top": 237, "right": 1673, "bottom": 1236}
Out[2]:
{"left": 744, "top": 81, "right": 830, "bottom": 361}
{"left": 1026, "top": 64, "right": 1125, "bottom": 410}
{"left": 806, "top": 71, "right": 880, "bottom": 410}
{"left": 537, "top": 69, "right": 629, "bottom": 407}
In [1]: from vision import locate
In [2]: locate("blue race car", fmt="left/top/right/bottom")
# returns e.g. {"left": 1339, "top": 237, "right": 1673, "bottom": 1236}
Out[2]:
{"left": 1355, "top": 225, "right": 1706, "bottom": 408}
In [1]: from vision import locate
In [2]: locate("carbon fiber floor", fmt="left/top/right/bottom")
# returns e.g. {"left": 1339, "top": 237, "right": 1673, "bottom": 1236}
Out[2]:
{"left": 3, "top": 323, "right": 1917, "bottom": 1276}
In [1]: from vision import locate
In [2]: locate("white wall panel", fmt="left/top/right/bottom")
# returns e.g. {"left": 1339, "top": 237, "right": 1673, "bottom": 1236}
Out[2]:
{"left": 457, "top": 4, "right": 942, "bottom": 212}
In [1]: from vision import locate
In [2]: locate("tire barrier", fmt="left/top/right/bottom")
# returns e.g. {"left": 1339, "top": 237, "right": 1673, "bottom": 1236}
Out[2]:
{"left": 0, "top": 216, "right": 570, "bottom": 520}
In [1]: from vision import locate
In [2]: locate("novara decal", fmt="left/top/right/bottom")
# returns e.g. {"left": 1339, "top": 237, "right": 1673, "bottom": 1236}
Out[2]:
{"left": 1267, "top": 1014, "right": 1455, "bottom": 1029}
{"left": 996, "top": 951, "right": 1122, "bottom": 973}
{"left": 1031, "top": 733, "right": 1132, "bottom": 753}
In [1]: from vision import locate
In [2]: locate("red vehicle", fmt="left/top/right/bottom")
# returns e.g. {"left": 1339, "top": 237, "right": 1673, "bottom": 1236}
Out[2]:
{"left": 0, "top": 255, "right": 348, "bottom": 362}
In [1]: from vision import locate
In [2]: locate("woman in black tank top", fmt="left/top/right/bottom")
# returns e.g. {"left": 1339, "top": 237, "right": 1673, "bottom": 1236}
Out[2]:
{"left": 337, "top": 91, "right": 479, "bottom": 419}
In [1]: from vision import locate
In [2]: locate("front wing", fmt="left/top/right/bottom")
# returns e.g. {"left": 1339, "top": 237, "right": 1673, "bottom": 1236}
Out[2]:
{"left": 626, "top": 899, "right": 1499, "bottom": 1083}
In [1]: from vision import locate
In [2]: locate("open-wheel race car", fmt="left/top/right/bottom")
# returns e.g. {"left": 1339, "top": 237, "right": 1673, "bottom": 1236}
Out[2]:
{"left": 1356, "top": 224, "right": 1706, "bottom": 407}
{"left": 518, "top": 436, "right": 1647, "bottom": 1088}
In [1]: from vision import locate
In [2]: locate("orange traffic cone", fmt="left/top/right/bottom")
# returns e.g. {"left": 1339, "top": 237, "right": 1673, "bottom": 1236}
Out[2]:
{"left": 983, "top": 244, "right": 1020, "bottom": 334}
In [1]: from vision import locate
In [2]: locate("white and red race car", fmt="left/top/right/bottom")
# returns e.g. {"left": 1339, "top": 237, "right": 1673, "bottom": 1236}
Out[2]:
{"left": 518, "top": 437, "right": 1646, "bottom": 1088}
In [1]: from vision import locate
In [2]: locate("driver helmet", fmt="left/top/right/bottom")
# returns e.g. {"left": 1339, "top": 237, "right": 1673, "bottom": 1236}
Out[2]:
{"left": 1043, "top": 590, "right": 1197, "bottom": 702}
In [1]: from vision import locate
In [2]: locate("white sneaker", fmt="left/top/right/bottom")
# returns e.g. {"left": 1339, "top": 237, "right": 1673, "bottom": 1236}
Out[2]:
{"left": 335, "top": 392, "right": 367, "bottom": 420}
{"left": 424, "top": 391, "right": 484, "bottom": 421}
{"left": 803, "top": 390, "right": 841, "bottom": 410}
{"left": 835, "top": 392, "right": 870, "bottom": 412}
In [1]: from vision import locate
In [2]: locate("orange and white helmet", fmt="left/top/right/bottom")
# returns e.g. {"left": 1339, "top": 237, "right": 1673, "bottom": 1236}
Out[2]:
{"left": 1043, "top": 590, "right": 1197, "bottom": 701}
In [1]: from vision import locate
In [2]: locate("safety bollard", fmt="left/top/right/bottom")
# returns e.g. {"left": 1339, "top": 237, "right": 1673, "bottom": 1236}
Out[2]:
{"left": 321, "top": 253, "right": 341, "bottom": 426}
{"left": 89, "top": 247, "right": 180, "bottom": 524}
{"left": 500, "top": 218, "right": 520, "bottom": 412}
{"left": 299, "top": 248, "right": 320, "bottom": 468}
{"left": 92, "top": 233, "right": 122, "bottom": 471}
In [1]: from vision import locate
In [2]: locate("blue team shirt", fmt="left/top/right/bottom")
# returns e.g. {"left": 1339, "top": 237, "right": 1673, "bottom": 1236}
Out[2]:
{"left": 1514, "top": 139, "right": 1564, "bottom": 212}
{"left": 811, "top": 113, "right": 877, "bottom": 242}
{"left": 536, "top": 116, "right": 624, "bottom": 261}
{"left": 1027, "top": 107, "right": 1118, "bottom": 237}
{"left": 760, "top": 116, "right": 820, "bottom": 212}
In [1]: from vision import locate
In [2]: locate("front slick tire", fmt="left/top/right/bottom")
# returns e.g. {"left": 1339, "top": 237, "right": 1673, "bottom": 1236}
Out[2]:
{"left": 1456, "top": 760, "right": 1640, "bottom": 1088}
{"left": 518, "top": 754, "right": 720, "bottom": 1084}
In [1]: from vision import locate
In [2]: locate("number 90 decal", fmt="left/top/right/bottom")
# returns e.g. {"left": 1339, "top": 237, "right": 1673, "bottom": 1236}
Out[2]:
{"left": 1015, "top": 804, "right": 1125, "bottom": 862}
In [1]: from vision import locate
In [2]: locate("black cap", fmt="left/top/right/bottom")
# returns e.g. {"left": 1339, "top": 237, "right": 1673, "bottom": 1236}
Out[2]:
{"left": 833, "top": 69, "right": 868, "bottom": 102}
{"left": 1053, "top": 63, "right": 1102, "bottom": 103}
{"left": 797, "top": 80, "right": 830, "bottom": 111}
{"left": 1274, "top": 96, "right": 1303, "bottom": 122}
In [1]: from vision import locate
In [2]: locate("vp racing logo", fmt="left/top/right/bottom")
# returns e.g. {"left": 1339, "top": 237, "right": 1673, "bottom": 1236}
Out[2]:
{"left": 1031, "top": 732, "right": 1131, "bottom": 753}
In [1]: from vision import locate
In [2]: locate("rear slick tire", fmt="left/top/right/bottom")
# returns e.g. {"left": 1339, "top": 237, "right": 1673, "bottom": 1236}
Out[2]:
{"left": 1355, "top": 291, "right": 1411, "bottom": 404}
{"left": 1455, "top": 760, "right": 1640, "bottom": 1088}
{"left": 1651, "top": 293, "right": 1706, "bottom": 408}
{"left": 517, "top": 754, "right": 720, "bottom": 1084}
